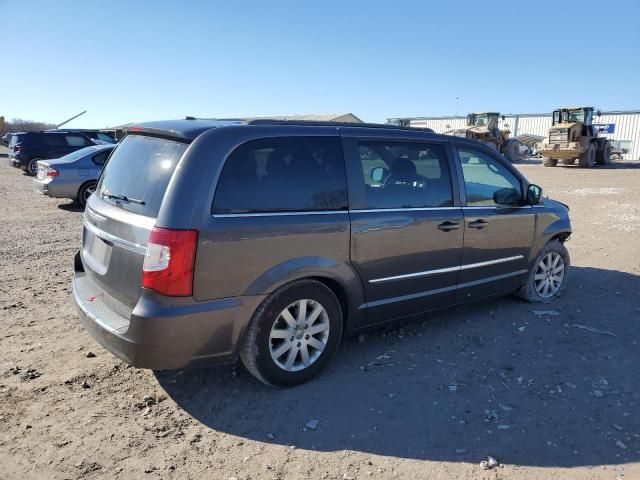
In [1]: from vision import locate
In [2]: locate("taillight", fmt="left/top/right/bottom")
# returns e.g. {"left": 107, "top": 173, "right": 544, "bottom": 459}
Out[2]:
{"left": 15, "top": 145, "right": 21, "bottom": 153}
{"left": 142, "top": 228, "right": 198, "bottom": 296}
{"left": 46, "top": 168, "right": 59, "bottom": 177}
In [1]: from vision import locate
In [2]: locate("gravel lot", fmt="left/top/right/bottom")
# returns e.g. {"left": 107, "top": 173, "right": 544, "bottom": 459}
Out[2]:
{"left": 1, "top": 152, "right": 639, "bottom": 480}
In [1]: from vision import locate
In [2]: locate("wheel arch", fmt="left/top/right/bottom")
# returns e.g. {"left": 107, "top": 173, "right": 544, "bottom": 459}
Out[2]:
{"left": 241, "top": 257, "right": 366, "bottom": 332}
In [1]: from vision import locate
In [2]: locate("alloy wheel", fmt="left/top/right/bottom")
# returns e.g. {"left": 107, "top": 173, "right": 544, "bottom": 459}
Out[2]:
{"left": 269, "top": 299, "right": 330, "bottom": 372}
{"left": 534, "top": 252, "right": 565, "bottom": 299}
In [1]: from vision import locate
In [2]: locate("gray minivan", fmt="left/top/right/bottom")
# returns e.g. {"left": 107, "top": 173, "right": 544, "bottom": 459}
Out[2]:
{"left": 72, "top": 119, "right": 572, "bottom": 386}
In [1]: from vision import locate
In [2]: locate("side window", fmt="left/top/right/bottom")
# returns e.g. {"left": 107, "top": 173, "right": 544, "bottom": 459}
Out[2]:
{"left": 92, "top": 150, "right": 110, "bottom": 166}
{"left": 44, "top": 134, "right": 66, "bottom": 146}
{"left": 213, "top": 137, "right": 348, "bottom": 214}
{"left": 357, "top": 141, "right": 453, "bottom": 209}
{"left": 97, "top": 133, "right": 115, "bottom": 143}
{"left": 458, "top": 148, "right": 522, "bottom": 206}
{"left": 65, "top": 135, "right": 89, "bottom": 147}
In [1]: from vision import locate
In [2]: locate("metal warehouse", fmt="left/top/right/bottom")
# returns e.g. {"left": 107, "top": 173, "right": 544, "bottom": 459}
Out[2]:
{"left": 389, "top": 110, "right": 640, "bottom": 160}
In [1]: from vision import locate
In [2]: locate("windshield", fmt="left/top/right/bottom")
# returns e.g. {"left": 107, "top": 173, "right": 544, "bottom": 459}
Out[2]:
{"left": 97, "top": 135, "right": 188, "bottom": 217}
{"left": 562, "top": 110, "right": 585, "bottom": 123}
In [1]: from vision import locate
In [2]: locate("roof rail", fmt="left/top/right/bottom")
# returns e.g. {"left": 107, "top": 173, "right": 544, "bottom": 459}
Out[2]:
{"left": 244, "top": 119, "right": 435, "bottom": 132}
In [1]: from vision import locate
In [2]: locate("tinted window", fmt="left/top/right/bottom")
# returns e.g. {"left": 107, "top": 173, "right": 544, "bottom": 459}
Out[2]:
{"left": 97, "top": 132, "right": 115, "bottom": 143}
{"left": 44, "top": 134, "right": 66, "bottom": 146}
{"left": 92, "top": 149, "right": 112, "bottom": 166}
{"left": 458, "top": 148, "right": 522, "bottom": 206}
{"left": 65, "top": 135, "right": 89, "bottom": 147}
{"left": 213, "top": 137, "right": 347, "bottom": 214}
{"left": 97, "top": 135, "right": 188, "bottom": 217}
{"left": 357, "top": 141, "right": 453, "bottom": 209}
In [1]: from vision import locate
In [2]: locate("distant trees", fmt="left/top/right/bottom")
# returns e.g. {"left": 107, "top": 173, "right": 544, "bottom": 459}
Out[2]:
{"left": 0, "top": 117, "right": 56, "bottom": 134}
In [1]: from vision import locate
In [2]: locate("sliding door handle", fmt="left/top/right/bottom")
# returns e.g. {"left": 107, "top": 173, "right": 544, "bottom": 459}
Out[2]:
{"left": 437, "top": 221, "right": 460, "bottom": 232}
{"left": 468, "top": 219, "right": 489, "bottom": 229}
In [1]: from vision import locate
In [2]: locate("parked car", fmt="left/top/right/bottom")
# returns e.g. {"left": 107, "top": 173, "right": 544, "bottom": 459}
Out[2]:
{"left": 9, "top": 130, "right": 97, "bottom": 175}
{"left": 44, "top": 129, "right": 116, "bottom": 145}
{"left": 1, "top": 132, "right": 11, "bottom": 146}
{"left": 33, "top": 144, "right": 115, "bottom": 207}
{"left": 72, "top": 119, "right": 572, "bottom": 387}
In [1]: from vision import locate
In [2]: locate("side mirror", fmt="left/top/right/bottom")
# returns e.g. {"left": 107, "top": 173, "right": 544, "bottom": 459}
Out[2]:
{"left": 526, "top": 184, "right": 543, "bottom": 205}
{"left": 371, "top": 167, "right": 385, "bottom": 183}
{"left": 493, "top": 188, "right": 521, "bottom": 206}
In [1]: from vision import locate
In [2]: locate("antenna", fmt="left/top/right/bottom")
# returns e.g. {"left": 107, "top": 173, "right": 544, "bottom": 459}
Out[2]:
{"left": 56, "top": 110, "right": 87, "bottom": 128}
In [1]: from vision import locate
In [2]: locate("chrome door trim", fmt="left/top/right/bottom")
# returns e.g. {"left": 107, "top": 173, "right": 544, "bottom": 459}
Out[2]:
{"left": 364, "top": 269, "right": 527, "bottom": 308}
{"left": 83, "top": 220, "right": 148, "bottom": 255}
{"left": 212, "top": 210, "right": 347, "bottom": 218}
{"left": 369, "top": 255, "right": 524, "bottom": 284}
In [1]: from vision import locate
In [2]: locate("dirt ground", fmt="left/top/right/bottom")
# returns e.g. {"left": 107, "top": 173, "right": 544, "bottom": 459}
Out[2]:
{"left": 1, "top": 151, "right": 639, "bottom": 480}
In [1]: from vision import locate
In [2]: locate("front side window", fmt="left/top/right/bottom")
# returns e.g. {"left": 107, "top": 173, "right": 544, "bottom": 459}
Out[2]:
{"left": 213, "top": 137, "right": 348, "bottom": 214}
{"left": 357, "top": 141, "right": 453, "bottom": 209}
{"left": 458, "top": 148, "right": 522, "bottom": 206}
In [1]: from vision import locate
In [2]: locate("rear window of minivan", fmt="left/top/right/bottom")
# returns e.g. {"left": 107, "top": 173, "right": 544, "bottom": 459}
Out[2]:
{"left": 96, "top": 135, "right": 188, "bottom": 217}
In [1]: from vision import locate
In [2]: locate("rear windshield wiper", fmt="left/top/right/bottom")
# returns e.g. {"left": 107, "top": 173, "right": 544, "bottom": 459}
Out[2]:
{"left": 102, "top": 192, "right": 146, "bottom": 205}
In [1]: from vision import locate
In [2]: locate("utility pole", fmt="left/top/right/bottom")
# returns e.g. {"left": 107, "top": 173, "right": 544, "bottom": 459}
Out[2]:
{"left": 56, "top": 110, "right": 87, "bottom": 129}
{"left": 455, "top": 97, "right": 459, "bottom": 117}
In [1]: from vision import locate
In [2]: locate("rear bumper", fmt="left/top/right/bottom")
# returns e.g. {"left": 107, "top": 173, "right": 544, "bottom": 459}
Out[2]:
{"left": 72, "top": 262, "right": 265, "bottom": 370}
{"left": 9, "top": 156, "right": 25, "bottom": 168}
{"left": 33, "top": 177, "right": 78, "bottom": 199}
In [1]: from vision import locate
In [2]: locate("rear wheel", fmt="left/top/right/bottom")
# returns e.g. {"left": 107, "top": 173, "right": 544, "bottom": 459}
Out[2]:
{"left": 77, "top": 181, "right": 97, "bottom": 208}
{"left": 27, "top": 158, "right": 42, "bottom": 176}
{"left": 517, "top": 240, "right": 570, "bottom": 303}
{"left": 578, "top": 144, "right": 595, "bottom": 168}
{"left": 240, "top": 279, "right": 343, "bottom": 387}
{"left": 501, "top": 140, "right": 520, "bottom": 162}
{"left": 596, "top": 140, "right": 612, "bottom": 165}
{"left": 543, "top": 157, "right": 558, "bottom": 167}
{"left": 561, "top": 158, "right": 576, "bottom": 166}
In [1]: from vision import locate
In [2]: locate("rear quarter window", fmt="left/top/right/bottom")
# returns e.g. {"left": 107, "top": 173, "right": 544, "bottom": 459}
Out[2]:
{"left": 96, "top": 135, "right": 188, "bottom": 217}
{"left": 213, "top": 136, "right": 348, "bottom": 214}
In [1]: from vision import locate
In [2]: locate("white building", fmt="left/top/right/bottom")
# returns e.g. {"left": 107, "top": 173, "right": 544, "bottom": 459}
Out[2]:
{"left": 389, "top": 110, "right": 640, "bottom": 160}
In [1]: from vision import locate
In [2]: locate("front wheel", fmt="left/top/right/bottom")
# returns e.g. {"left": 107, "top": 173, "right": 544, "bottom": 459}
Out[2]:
{"left": 517, "top": 240, "right": 570, "bottom": 303}
{"left": 240, "top": 279, "right": 343, "bottom": 387}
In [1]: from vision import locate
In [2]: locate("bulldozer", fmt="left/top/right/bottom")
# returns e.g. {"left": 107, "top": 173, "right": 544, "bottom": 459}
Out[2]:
{"left": 448, "top": 112, "right": 521, "bottom": 162}
{"left": 539, "top": 107, "right": 612, "bottom": 168}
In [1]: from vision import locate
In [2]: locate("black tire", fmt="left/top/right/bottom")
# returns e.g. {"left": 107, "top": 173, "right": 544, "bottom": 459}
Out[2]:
{"left": 543, "top": 157, "right": 558, "bottom": 167}
{"left": 26, "top": 158, "right": 42, "bottom": 176}
{"left": 501, "top": 140, "right": 520, "bottom": 162}
{"left": 561, "top": 158, "right": 576, "bottom": 166}
{"left": 578, "top": 144, "right": 595, "bottom": 168}
{"left": 77, "top": 181, "right": 97, "bottom": 208}
{"left": 240, "top": 279, "right": 343, "bottom": 387}
{"left": 516, "top": 240, "right": 570, "bottom": 303}
{"left": 596, "top": 140, "right": 612, "bottom": 165}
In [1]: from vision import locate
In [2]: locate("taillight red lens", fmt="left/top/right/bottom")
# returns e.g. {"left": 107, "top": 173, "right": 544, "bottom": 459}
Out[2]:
{"left": 46, "top": 168, "right": 59, "bottom": 177}
{"left": 15, "top": 145, "right": 21, "bottom": 152}
{"left": 141, "top": 228, "right": 198, "bottom": 296}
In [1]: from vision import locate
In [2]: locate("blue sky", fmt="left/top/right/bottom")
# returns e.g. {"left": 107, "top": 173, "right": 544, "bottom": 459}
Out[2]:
{"left": 3, "top": 0, "right": 639, "bottom": 128}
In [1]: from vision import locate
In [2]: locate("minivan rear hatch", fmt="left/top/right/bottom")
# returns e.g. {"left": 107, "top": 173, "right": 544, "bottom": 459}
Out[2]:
{"left": 81, "top": 134, "right": 189, "bottom": 308}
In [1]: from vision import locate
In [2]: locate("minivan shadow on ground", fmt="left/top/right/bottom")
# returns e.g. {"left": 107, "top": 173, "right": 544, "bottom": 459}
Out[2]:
{"left": 156, "top": 266, "right": 640, "bottom": 468}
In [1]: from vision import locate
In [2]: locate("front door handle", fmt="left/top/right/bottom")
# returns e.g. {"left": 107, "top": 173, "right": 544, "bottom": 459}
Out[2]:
{"left": 437, "top": 221, "right": 460, "bottom": 232}
{"left": 468, "top": 219, "right": 489, "bottom": 229}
